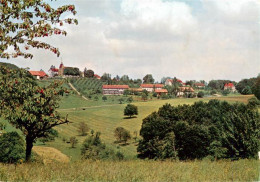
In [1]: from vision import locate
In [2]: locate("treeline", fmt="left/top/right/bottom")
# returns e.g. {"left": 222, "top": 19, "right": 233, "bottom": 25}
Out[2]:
{"left": 138, "top": 99, "right": 260, "bottom": 160}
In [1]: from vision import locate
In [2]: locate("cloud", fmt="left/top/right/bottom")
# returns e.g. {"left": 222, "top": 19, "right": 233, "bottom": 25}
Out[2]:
{"left": 2, "top": 0, "right": 259, "bottom": 82}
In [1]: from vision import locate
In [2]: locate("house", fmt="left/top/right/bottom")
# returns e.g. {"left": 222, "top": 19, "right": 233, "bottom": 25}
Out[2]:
{"left": 177, "top": 87, "right": 194, "bottom": 97}
{"left": 165, "top": 79, "right": 185, "bottom": 86}
{"left": 29, "top": 71, "right": 48, "bottom": 80}
{"left": 194, "top": 83, "right": 205, "bottom": 88}
{"left": 103, "top": 85, "right": 129, "bottom": 95}
{"left": 140, "top": 84, "right": 164, "bottom": 92}
{"left": 155, "top": 89, "right": 168, "bottom": 96}
{"left": 224, "top": 83, "right": 236, "bottom": 92}
{"left": 94, "top": 74, "right": 101, "bottom": 79}
{"left": 48, "top": 65, "right": 59, "bottom": 77}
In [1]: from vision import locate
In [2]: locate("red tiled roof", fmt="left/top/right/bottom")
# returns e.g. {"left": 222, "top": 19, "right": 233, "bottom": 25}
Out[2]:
{"left": 166, "top": 79, "right": 183, "bottom": 83}
{"left": 195, "top": 83, "right": 205, "bottom": 87}
{"left": 224, "top": 83, "right": 234, "bottom": 87}
{"left": 179, "top": 87, "right": 194, "bottom": 92}
{"left": 29, "top": 71, "right": 47, "bottom": 77}
{"left": 103, "top": 85, "right": 129, "bottom": 89}
{"left": 155, "top": 89, "right": 168, "bottom": 93}
{"left": 94, "top": 74, "right": 101, "bottom": 79}
{"left": 141, "top": 84, "right": 164, "bottom": 88}
{"left": 50, "top": 68, "right": 59, "bottom": 72}
{"left": 59, "top": 63, "right": 64, "bottom": 68}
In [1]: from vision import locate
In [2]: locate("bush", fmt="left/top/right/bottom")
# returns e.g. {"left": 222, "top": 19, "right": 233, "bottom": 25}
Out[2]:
{"left": 210, "top": 90, "right": 217, "bottom": 95}
{"left": 222, "top": 89, "right": 230, "bottom": 96}
{"left": 81, "top": 132, "right": 124, "bottom": 160}
{"left": 0, "top": 132, "right": 25, "bottom": 163}
{"left": 197, "top": 91, "right": 204, "bottom": 98}
{"left": 114, "top": 127, "right": 131, "bottom": 144}
{"left": 138, "top": 100, "right": 260, "bottom": 160}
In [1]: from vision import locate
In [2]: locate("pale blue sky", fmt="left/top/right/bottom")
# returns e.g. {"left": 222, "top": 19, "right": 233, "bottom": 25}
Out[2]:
{"left": 1, "top": 0, "right": 260, "bottom": 82}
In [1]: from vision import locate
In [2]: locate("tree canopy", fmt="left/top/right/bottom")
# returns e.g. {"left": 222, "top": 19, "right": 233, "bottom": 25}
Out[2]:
{"left": 143, "top": 74, "right": 154, "bottom": 84}
{"left": 124, "top": 104, "right": 138, "bottom": 118}
{"left": 0, "top": 0, "right": 77, "bottom": 59}
{"left": 0, "top": 67, "right": 69, "bottom": 161}
{"left": 138, "top": 100, "right": 260, "bottom": 160}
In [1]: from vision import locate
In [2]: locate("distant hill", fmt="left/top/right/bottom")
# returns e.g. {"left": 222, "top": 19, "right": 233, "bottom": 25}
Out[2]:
{"left": 0, "top": 62, "right": 19, "bottom": 69}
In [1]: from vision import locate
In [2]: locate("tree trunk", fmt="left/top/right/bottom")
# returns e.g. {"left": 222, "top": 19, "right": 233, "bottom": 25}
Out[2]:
{"left": 25, "top": 136, "right": 34, "bottom": 161}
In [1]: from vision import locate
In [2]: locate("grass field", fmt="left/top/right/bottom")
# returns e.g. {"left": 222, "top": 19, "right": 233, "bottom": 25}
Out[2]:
{"left": 0, "top": 159, "right": 258, "bottom": 181}
{"left": 42, "top": 93, "right": 254, "bottom": 160}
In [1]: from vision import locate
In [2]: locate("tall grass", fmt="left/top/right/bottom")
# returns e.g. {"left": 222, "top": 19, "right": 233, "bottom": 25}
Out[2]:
{"left": 0, "top": 159, "right": 258, "bottom": 181}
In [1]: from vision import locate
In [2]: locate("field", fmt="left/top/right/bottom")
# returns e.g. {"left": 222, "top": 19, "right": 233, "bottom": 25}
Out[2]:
{"left": 0, "top": 84, "right": 259, "bottom": 181}
{"left": 0, "top": 159, "right": 258, "bottom": 181}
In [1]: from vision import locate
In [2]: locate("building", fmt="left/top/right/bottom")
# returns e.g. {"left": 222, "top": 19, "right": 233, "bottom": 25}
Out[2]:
{"left": 165, "top": 79, "right": 185, "bottom": 86}
{"left": 177, "top": 87, "right": 194, "bottom": 97}
{"left": 48, "top": 65, "right": 59, "bottom": 77}
{"left": 94, "top": 74, "right": 101, "bottom": 79}
{"left": 194, "top": 83, "right": 205, "bottom": 88}
{"left": 224, "top": 83, "right": 236, "bottom": 92}
{"left": 155, "top": 89, "right": 168, "bottom": 96}
{"left": 58, "top": 62, "right": 65, "bottom": 76}
{"left": 29, "top": 71, "right": 48, "bottom": 80}
{"left": 140, "top": 84, "right": 164, "bottom": 92}
{"left": 103, "top": 85, "right": 129, "bottom": 95}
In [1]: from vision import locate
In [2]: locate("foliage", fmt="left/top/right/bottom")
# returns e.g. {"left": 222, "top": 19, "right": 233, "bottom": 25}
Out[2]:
{"left": 0, "top": 62, "right": 18, "bottom": 69}
{"left": 70, "top": 136, "right": 78, "bottom": 148}
{"left": 127, "top": 96, "right": 133, "bottom": 103}
{"left": 222, "top": 89, "right": 230, "bottom": 96}
{"left": 118, "top": 98, "right": 124, "bottom": 104}
{"left": 252, "top": 76, "right": 260, "bottom": 100}
{"left": 64, "top": 67, "right": 80, "bottom": 76}
{"left": 39, "top": 129, "right": 58, "bottom": 144}
{"left": 138, "top": 100, "right": 260, "bottom": 160}
{"left": 210, "top": 90, "right": 217, "bottom": 95}
{"left": 81, "top": 132, "right": 124, "bottom": 160}
{"left": 143, "top": 74, "right": 154, "bottom": 84}
{"left": 208, "top": 80, "right": 235, "bottom": 90}
{"left": 0, "top": 132, "right": 25, "bottom": 163}
{"left": 77, "top": 122, "right": 89, "bottom": 136}
{"left": 124, "top": 104, "right": 138, "bottom": 118}
{"left": 197, "top": 91, "right": 204, "bottom": 98}
{"left": 85, "top": 69, "right": 94, "bottom": 78}
{"left": 102, "top": 96, "right": 107, "bottom": 102}
{"left": 236, "top": 78, "right": 257, "bottom": 95}
{"left": 0, "top": 67, "right": 69, "bottom": 161}
{"left": 114, "top": 127, "right": 131, "bottom": 144}
{"left": 0, "top": 0, "right": 77, "bottom": 59}
{"left": 141, "top": 93, "right": 148, "bottom": 101}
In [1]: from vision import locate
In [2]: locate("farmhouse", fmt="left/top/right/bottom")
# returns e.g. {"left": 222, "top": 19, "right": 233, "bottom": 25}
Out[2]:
{"left": 103, "top": 85, "right": 129, "bottom": 95}
{"left": 155, "top": 89, "right": 168, "bottom": 96}
{"left": 29, "top": 71, "right": 48, "bottom": 80}
{"left": 48, "top": 65, "right": 59, "bottom": 77}
{"left": 140, "top": 84, "right": 164, "bottom": 92}
{"left": 194, "top": 83, "right": 205, "bottom": 88}
{"left": 224, "top": 83, "right": 236, "bottom": 92}
{"left": 165, "top": 79, "right": 185, "bottom": 86}
{"left": 177, "top": 87, "right": 194, "bottom": 97}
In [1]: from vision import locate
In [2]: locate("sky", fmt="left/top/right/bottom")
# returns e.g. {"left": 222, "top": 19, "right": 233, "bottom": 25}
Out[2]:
{"left": 1, "top": 0, "right": 260, "bottom": 82}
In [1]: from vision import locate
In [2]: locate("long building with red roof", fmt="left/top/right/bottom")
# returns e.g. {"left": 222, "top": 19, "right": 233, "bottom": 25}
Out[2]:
{"left": 29, "top": 71, "right": 48, "bottom": 80}
{"left": 102, "top": 85, "right": 129, "bottom": 95}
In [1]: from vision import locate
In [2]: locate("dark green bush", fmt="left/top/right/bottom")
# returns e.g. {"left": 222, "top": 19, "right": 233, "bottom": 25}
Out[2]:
{"left": 0, "top": 132, "right": 25, "bottom": 163}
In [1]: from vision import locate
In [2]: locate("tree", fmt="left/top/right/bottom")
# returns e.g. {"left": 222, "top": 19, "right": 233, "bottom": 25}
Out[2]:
{"left": 124, "top": 104, "right": 138, "bottom": 118}
{"left": 64, "top": 67, "right": 80, "bottom": 76}
{"left": 0, "top": 0, "right": 77, "bottom": 59}
{"left": 127, "top": 96, "right": 133, "bottom": 103}
{"left": 39, "top": 129, "right": 59, "bottom": 144}
{"left": 197, "top": 91, "right": 204, "bottom": 98}
{"left": 141, "top": 93, "right": 148, "bottom": 101}
{"left": 85, "top": 70, "right": 94, "bottom": 78}
{"left": 102, "top": 96, "right": 107, "bottom": 102}
{"left": 122, "top": 130, "right": 131, "bottom": 144}
{"left": 118, "top": 98, "right": 124, "bottom": 104}
{"left": 0, "top": 132, "right": 25, "bottom": 163}
{"left": 77, "top": 122, "right": 89, "bottom": 136}
{"left": 143, "top": 74, "right": 154, "bottom": 84}
{"left": 252, "top": 76, "right": 260, "bottom": 100}
{"left": 138, "top": 100, "right": 260, "bottom": 160}
{"left": 0, "top": 67, "right": 69, "bottom": 161}
{"left": 236, "top": 78, "right": 257, "bottom": 95}
{"left": 114, "top": 127, "right": 125, "bottom": 142}
{"left": 70, "top": 136, "right": 78, "bottom": 148}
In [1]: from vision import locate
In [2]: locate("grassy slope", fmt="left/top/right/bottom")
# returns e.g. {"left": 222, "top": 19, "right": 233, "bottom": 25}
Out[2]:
{"left": 45, "top": 94, "right": 254, "bottom": 160}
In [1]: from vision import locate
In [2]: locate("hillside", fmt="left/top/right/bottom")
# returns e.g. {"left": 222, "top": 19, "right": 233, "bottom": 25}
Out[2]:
{"left": 0, "top": 62, "right": 19, "bottom": 69}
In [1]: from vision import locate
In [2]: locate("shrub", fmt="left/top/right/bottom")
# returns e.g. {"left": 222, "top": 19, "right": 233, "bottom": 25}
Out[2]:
{"left": 197, "top": 91, "right": 204, "bottom": 98}
{"left": 0, "top": 132, "right": 25, "bottom": 163}
{"left": 102, "top": 96, "right": 107, "bottom": 102}
{"left": 210, "top": 90, "right": 217, "bottom": 95}
{"left": 114, "top": 127, "right": 131, "bottom": 144}
{"left": 222, "top": 89, "right": 230, "bottom": 96}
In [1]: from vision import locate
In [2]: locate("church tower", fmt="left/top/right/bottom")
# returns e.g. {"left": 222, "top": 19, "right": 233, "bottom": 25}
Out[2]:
{"left": 58, "top": 61, "right": 65, "bottom": 76}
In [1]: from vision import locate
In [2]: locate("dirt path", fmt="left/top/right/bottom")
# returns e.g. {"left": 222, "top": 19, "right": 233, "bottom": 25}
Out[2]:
{"left": 68, "top": 82, "right": 88, "bottom": 101}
